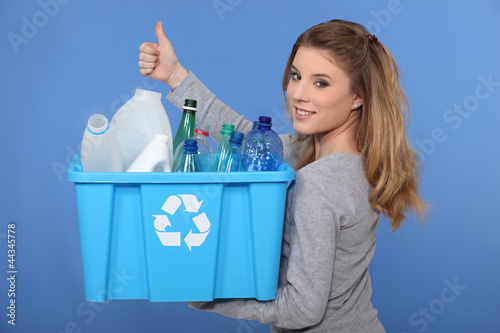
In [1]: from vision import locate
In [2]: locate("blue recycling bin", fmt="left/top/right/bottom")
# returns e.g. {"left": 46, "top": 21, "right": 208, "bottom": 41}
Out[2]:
{"left": 68, "top": 154, "right": 295, "bottom": 302}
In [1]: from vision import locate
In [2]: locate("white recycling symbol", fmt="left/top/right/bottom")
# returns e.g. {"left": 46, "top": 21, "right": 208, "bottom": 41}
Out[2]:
{"left": 153, "top": 194, "right": 211, "bottom": 251}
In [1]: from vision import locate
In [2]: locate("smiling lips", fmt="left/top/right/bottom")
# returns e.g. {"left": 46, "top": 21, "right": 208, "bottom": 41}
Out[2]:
{"left": 295, "top": 107, "right": 316, "bottom": 120}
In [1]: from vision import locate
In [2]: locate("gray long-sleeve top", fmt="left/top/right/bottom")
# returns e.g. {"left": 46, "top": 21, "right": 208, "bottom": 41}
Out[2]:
{"left": 166, "top": 72, "right": 385, "bottom": 333}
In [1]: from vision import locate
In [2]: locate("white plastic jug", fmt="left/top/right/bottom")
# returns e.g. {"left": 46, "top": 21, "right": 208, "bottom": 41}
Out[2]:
{"left": 110, "top": 89, "right": 173, "bottom": 170}
{"left": 127, "top": 134, "right": 172, "bottom": 172}
{"left": 81, "top": 114, "right": 124, "bottom": 172}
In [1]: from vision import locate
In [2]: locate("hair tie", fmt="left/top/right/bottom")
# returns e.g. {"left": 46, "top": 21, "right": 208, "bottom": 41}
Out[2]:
{"left": 367, "top": 34, "right": 378, "bottom": 43}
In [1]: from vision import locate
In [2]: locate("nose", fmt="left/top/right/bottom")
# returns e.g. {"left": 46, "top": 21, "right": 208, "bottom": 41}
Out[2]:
{"left": 288, "top": 80, "right": 309, "bottom": 103}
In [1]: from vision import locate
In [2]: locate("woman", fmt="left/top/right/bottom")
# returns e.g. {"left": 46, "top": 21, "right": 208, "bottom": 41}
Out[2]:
{"left": 139, "top": 19, "right": 428, "bottom": 332}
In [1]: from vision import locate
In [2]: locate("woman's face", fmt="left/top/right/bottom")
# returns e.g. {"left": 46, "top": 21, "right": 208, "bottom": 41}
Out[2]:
{"left": 286, "top": 46, "right": 360, "bottom": 136}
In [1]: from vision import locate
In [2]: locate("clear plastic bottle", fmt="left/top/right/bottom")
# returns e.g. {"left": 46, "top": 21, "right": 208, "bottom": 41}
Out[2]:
{"left": 218, "top": 131, "right": 244, "bottom": 172}
{"left": 174, "top": 139, "right": 202, "bottom": 172}
{"left": 212, "top": 124, "right": 235, "bottom": 172}
{"left": 110, "top": 89, "right": 173, "bottom": 170}
{"left": 127, "top": 134, "right": 172, "bottom": 172}
{"left": 81, "top": 114, "right": 124, "bottom": 172}
{"left": 172, "top": 99, "right": 197, "bottom": 168}
{"left": 172, "top": 128, "right": 214, "bottom": 172}
{"left": 240, "top": 116, "right": 283, "bottom": 171}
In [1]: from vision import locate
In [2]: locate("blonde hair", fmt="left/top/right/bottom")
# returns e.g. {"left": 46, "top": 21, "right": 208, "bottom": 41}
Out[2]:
{"left": 282, "top": 19, "right": 429, "bottom": 230}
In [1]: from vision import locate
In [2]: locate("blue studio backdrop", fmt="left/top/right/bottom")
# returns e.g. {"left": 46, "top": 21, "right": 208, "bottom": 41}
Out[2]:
{"left": 1, "top": 0, "right": 499, "bottom": 332}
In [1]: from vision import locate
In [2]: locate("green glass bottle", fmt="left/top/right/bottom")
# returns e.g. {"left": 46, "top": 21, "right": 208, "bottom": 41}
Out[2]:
{"left": 172, "top": 99, "right": 197, "bottom": 169}
{"left": 212, "top": 123, "right": 235, "bottom": 171}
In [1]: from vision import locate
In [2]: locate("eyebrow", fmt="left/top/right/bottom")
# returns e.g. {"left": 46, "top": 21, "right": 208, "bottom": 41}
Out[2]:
{"left": 290, "top": 65, "right": 332, "bottom": 79}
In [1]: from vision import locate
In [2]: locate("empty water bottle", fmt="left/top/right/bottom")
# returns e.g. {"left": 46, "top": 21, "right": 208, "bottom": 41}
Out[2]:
{"left": 174, "top": 139, "right": 202, "bottom": 172}
{"left": 212, "top": 124, "right": 235, "bottom": 172}
{"left": 241, "top": 116, "right": 283, "bottom": 171}
{"left": 172, "top": 128, "right": 214, "bottom": 172}
{"left": 218, "top": 131, "right": 244, "bottom": 172}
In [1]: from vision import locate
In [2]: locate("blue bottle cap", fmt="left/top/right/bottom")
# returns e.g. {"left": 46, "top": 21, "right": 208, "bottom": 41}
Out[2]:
{"left": 183, "top": 139, "right": 198, "bottom": 152}
{"left": 257, "top": 116, "right": 272, "bottom": 129}
{"left": 258, "top": 116, "right": 272, "bottom": 125}
{"left": 229, "top": 131, "right": 244, "bottom": 145}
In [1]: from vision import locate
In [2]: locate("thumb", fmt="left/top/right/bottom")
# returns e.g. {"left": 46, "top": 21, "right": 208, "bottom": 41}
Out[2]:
{"left": 155, "top": 21, "right": 169, "bottom": 45}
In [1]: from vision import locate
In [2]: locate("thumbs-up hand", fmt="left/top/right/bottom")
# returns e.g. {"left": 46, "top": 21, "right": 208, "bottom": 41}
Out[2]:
{"left": 139, "top": 21, "right": 188, "bottom": 88}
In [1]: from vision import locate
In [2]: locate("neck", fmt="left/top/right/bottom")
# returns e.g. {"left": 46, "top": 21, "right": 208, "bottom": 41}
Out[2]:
{"left": 313, "top": 110, "right": 361, "bottom": 160}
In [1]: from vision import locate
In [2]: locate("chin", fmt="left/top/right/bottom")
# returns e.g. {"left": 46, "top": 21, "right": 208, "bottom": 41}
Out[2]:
{"left": 292, "top": 123, "right": 314, "bottom": 136}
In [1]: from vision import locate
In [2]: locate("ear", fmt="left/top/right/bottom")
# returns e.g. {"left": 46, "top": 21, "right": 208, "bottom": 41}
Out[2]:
{"left": 351, "top": 95, "right": 363, "bottom": 110}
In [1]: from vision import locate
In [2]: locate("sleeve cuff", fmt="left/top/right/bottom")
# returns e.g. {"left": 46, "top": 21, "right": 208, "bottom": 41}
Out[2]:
{"left": 166, "top": 71, "right": 197, "bottom": 110}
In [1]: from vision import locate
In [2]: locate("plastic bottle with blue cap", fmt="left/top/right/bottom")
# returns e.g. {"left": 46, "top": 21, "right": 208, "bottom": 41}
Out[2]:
{"left": 241, "top": 116, "right": 283, "bottom": 171}
{"left": 172, "top": 128, "right": 214, "bottom": 172}
{"left": 174, "top": 139, "right": 202, "bottom": 172}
